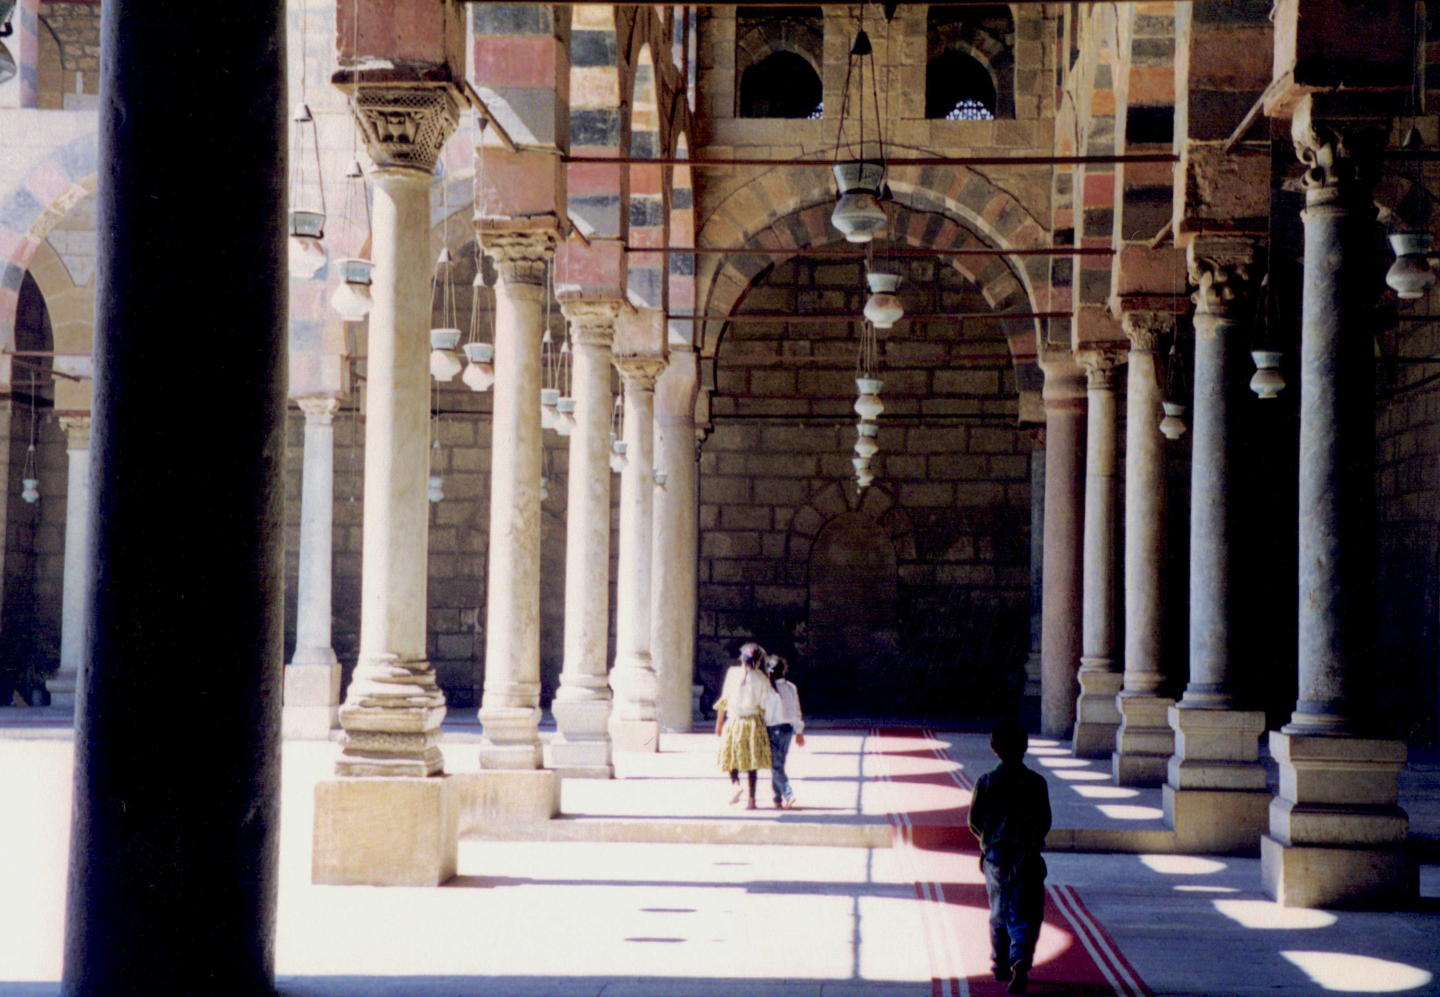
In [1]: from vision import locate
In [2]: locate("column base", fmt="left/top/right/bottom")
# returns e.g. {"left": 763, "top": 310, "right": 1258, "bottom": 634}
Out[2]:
{"left": 543, "top": 736, "right": 614, "bottom": 779}
{"left": 1261, "top": 835, "right": 1416, "bottom": 909}
{"left": 477, "top": 704, "right": 543, "bottom": 770}
{"left": 313, "top": 776, "right": 457, "bottom": 886}
{"left": 1166, "top": 705, "right": 1267, "bottom": 790}
{"left": 452, "top": 769, "right": 560, "bottom": 834}
{"left": 47, "top": 668, "right": 77, "bottom": 710}
{"left": 336, "top": 705, "right": 446, "bottom": 777}
{"left": 1164, "top": 785, "right": 1270, "bottom": 854}
{"left": 1072, "top": 665, "right": 1122, "bottom": 757}
{"left": 1261, "top": 731, "right": 1413, "bottom": 907}
{"left": 283, "top": 661, "right": 342, "bottom": 739}
{"left": 1112, "top": 691, "right": 1175, "bottom": 786}
{"left": 610, "top": 717, "right": 660, "bottom": 753}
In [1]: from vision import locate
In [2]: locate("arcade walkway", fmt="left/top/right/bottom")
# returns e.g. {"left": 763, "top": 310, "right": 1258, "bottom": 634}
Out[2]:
{"left": 2, "top": 719, "right": 1438, "bottom": 996}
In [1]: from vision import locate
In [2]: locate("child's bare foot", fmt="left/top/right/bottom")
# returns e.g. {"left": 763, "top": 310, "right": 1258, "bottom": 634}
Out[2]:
{"left": 729, "top": 786, "right": 743, "bottom": 804}
{"left": 745, "top": 798, "right": 757, "bottom": 810}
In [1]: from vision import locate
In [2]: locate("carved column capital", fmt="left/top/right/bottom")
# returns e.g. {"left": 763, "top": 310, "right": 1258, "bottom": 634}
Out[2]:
{"left": 613, "top": 354, "right": 668, "bottom": 389}
{"left": 481, "top": 230, "right": 558, "bottom": 288}
{"left": 58, "top": 415, "right": 91, "bottom": 450}
{"left": 1291, "top": 93, "right": 1391, "bottom": 208}
{"left": 1186, "top": 236, "right": 1262, "bottom": 319}
{"left": 1120, "top": 311, "right": 1176, "bottom": 352}
{"left": 1077, "top": 345, "right": 1127, "bottom": 389}
{"left": 296, "top": 396, "right": 342, "bottom": 424}
{"left": 350, "top": 84, "right": 462, "bottom": 176}
{"left": 561, "top": 299, "right": 624, "bottom": 348}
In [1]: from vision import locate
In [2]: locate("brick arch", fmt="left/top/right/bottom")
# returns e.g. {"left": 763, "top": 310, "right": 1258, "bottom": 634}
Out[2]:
{"left": 783, "top": 480, "right": 918, "bottom": 578}
{"left": 0, "top": 130, "right": 98, "bottom": 389}
{"left": 666, "top": 131, "right": 696, "bottom": 346}
{"left": 696, "top": 197, "right": 1045, "bottom": 399}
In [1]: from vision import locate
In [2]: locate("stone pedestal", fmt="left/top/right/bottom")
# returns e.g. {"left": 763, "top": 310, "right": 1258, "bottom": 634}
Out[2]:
{"left": 453, "top": 769, "right": 560, "bottom": 833}
{"left": 51, "top": 415, "right": 90, "bottom": 709}
{"left": 284, "top": 397, "right": 342, "bottom": 740}
{"left": 546, "top": 300, "right": 620, "bottom": 778}
{"left": 1261, "top": 732, "right": 1414, "bottom": 907}
{"left": 1072, "top": 353, "right": 1123, "bottom": 757}
{"left": 1163, "top": 705, "right": 1269, "bottom": 853}
{"left": 313, "top": 777, "right": 457, "bottom": 886}
{"left": 477, "top": 230, "right": 557, "bottom": 771}
{"left": 1114, "top": 692, "right": 1174, "bottom": 785}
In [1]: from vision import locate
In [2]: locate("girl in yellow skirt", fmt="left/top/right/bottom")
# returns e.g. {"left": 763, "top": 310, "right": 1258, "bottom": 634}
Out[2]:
{"left": 714, "top": 642, "right": 773, "bottom": 809}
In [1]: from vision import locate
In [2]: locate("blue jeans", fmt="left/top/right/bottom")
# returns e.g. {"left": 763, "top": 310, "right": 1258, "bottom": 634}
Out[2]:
{"left": 767, "top": 724, "right": 795, "bottom": 803}
{"left": 982, "top": 846, "right": 1047, "bottom": 972}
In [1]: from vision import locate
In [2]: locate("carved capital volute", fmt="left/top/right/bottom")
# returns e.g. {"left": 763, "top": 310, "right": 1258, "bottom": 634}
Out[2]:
{"left": 1186, "top": 237, "right": 1262, "bottom": 319}
{"left": 481, "top": 230, "right": 557, "bottom": 288}
{"left": 613, "top": 354, "right": 668, "bottom": 390}
{"left": 1291, "top": 93, "right": 1391, "bottom": 208}
{"left": 351, "top": 84, "right": 462, "bottom": 176}
{"left": 1120, "top": 311, "right": 1175, "bottom": 353}
{"left": 561, "top": 299, "right": 624, "bottom": 348}
{"left": 297, "top": 396, "right": 342, "bottom": 424}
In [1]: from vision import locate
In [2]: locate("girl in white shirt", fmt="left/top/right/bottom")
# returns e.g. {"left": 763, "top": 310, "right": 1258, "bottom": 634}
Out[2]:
{"left": 714, "top": 642, "right": 773, "bottom": 808}
{"left": 763, "top": 654, "right": 805, "bottom": 808}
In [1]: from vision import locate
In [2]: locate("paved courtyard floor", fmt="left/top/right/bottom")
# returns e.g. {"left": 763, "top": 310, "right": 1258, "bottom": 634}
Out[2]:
{"left": 2, "top": 713, "right": 1438, "bottom": 996}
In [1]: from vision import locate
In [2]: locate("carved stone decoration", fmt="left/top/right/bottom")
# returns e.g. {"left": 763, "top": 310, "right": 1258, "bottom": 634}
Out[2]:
{"left": 1120, "top": 311, "right": 1175, "bottom": 353}
{"left": 481, "top": 230, "right": 559, "bottom": 287}
{"left": 1186, "top": 237, "right": 1262, "bottom": 320}
{"left": 351, "top": 84, "right": 462, "bottom": 175}
{"left": 1291, "top": 93, "right": 1391, "bottom": 205}
{"left": 1076, "top": 345, "right": 1127, "bottom": 388}
{"left": 612, "top": 354, "right": 668, "bottom": 388}
{"left": 562, "top": 299, "right": 623, "bottom": 348}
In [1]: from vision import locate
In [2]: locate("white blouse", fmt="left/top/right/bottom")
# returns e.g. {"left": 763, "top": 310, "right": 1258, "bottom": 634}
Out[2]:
{"left": 715, "top": 665, "right": 769, "bottom": 718}
{"left": 763, "top": 679, "right": 804, "bottom": 733}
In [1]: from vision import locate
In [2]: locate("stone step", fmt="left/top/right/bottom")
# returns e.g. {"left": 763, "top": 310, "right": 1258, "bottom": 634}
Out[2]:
{"left": 462, "top": 813, "right": 894, "bottom": 848}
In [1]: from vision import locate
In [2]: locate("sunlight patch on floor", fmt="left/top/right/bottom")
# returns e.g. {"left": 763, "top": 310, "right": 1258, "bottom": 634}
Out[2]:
{"left": 1139, "top": 855, "right": 1227, "bottom": 876}
{"left": 1095, "top": 804, "right": 1165, "bottom": 821}
{"left": 1068, "top": 784, "right": 1140, "bottom": 799}
{"left": 1281, "top": 951, "right": 1434, "bottom": 992}
{"left": 1213, "top": 900, "right": 1337, "bottom": 930}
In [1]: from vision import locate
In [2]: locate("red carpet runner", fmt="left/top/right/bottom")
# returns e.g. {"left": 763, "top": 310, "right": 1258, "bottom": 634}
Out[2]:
{"left": 866, "top": 728, "right": 1151, "bottom": 997}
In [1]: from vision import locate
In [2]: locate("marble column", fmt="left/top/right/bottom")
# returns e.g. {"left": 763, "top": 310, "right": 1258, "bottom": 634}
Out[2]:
{"left": 283, "top": 397, "right": 342, "bottom": 740}
{"left": 477, "top": 229, "right": 557, "bottom": 770}
{"left": 653, "top": 346, "right": 700, "bottom": 731}
{"left": 545, "top": 299, "right": 621, "bottom": 778}
{"left": 314, "top": 86, "right": 462, "bottom": 888}
{"left": 1072, "top": 349, "right": 1124, "bottom": 757}
{"left": 1262, "top": 95, "right": 1413, "bottom": 908}
{"left": 50, "top": 415, "right": 90, "bottom": 709}
{"left": 1024, "top": 430, "right": 1045, "bottom": 700}
{"left": 1038, "top": 357, "right": 1086, "bottom": 736}
{"left": 63, "top": 0, "right": 286, "bottom": 985}
{"left": 1163, "top": 235, "right": 1269, "bottom": 852}
{"left": 610, "top": 353, "right": 668, "bottom": 752}
{"left": 1113, "top": 313, "right": 1176, "bottom": 785}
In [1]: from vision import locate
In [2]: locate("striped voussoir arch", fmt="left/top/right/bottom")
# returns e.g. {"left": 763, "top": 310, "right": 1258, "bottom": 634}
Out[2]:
{"left": 0, "top": 130, "right": 98, "bottom": 389}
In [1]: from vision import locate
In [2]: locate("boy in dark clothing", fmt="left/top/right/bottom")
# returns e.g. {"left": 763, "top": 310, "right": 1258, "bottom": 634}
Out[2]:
{"left": 968, "top": 718, "right": 1052, "bottom": 995}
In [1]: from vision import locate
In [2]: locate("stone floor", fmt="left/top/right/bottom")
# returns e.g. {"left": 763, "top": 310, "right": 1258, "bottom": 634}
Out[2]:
{"left": 2, "top": 710, "right": 1439, "bottom": 996}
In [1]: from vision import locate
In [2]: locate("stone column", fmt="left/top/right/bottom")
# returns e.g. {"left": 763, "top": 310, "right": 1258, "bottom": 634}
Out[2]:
{"left": 610, "top": 353, "right": 668, "bottom": 752}
{"left": 1113, "top": 313, "right": 1176, "bottom": 785}
{"left": 653, "top": 346, "right": 700, "bottom": 731}
{"left": 1038, "top": 356, "right": 1086, "bottom": 736}
{"left": 283, "top": 397, "right": 342, "bottom": 740}
{"left": 545, "top": 299, "right": 621, "bottom": 778}
{"left": 1072, "top": 349, "right": 1124, "bottom": 757}
{"left": 476, "top": 229, "right": 556, "bottom": 770}
{"left": 1024, "top": 430, "right": 1045, "bottom": 700}
{"left": 315, "top": 85, "right": 461, "bottom": 887}
{"left": 1262, "top": 95, "right": 1413, "bottom": 908}
{"left": 63, "top": 0, "right": 286, "bottom": 986}
{"left": 1163, "top": 236, "right": 1270, "bottom": 853}
{"left": 50, "top": 415, "right": 90, "bottom": 709}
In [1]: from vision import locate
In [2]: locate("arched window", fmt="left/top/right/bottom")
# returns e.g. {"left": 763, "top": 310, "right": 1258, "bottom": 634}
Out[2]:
{"left": 739, "top": 50, "right": 823, "bottom": 119}
{"left": 926, "top": 49, "right": 997, "bottom": 120}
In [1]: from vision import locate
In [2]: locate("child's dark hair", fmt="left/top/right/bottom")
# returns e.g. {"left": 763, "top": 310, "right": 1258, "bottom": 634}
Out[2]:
{"left": 990, "top": 717, "right": 1029, "bottom": 762}
{"left": 739, "top": 642, "right": 766, "bottom": 668}
{"left": 765, "top": 653, "right": 788, "bottom": 686}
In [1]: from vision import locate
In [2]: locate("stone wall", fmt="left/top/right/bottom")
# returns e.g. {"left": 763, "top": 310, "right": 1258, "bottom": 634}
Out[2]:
{"left": 696, "top": 253, "right": 1032, "bottom": 718}
{"left": 38, "top": 0, "right": 101, "bottom": 109}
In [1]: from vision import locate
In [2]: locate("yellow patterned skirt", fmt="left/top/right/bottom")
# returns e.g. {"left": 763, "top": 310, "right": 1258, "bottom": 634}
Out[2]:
{"left": 717, "top": 713, "right": 772, "bottom": 772}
